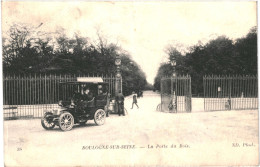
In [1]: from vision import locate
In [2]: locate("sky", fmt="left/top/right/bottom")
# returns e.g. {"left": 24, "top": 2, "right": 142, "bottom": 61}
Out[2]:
{"left": 2, "top": 1, "right": 257, "bottom": 84}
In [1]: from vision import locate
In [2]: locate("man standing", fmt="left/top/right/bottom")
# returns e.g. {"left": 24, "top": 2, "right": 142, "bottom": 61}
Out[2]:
{"left": 116, "top": 91, "right": 125, "bottom": 116}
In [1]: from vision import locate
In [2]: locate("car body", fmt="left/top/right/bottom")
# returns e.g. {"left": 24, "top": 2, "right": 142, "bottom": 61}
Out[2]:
{"left": 41, "top": 78, "right": 110, "bottom": 131}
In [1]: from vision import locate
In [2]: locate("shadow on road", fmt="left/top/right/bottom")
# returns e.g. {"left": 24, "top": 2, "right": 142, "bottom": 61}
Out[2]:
{"left": 44, "top": 123, "right": 98, "bottom": 132}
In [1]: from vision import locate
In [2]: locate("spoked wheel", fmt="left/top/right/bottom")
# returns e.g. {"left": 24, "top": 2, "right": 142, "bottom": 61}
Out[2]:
{"left": 41, "top": 113, "right": 55, "bottom": 130}
{"left": 94, "top": 109, "right": 106, "bottom": 126}
{"left": 59, "top": 112, "right": 74, "bottom": 131}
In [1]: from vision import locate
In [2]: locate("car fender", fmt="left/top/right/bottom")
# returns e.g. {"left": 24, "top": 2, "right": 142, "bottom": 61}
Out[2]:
{"left": 43, "top": 111, "right": 53, "bottom": 117}
{"left": 58, "top": 109, "right": 72, "bottom": 115}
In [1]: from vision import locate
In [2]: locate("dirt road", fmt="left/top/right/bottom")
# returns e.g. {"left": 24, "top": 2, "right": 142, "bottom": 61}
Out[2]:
{"left": 4, "top": 91, "right": 259, "bottom": 166}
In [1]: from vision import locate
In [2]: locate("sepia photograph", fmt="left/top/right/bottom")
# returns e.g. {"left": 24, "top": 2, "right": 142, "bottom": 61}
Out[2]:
{"left": 1, "top": 1, "right": 258, "bottom": 166}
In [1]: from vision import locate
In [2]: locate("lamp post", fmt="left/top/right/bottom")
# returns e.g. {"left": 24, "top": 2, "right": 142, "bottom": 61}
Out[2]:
{"left": 170, "top": 57, "right": 177, "bottom": 112}
{"left": 115, "top": 55, "right": 122, "bottom": 96}
{"left": 170, "top": 57, "right": 177, "bottom": 77}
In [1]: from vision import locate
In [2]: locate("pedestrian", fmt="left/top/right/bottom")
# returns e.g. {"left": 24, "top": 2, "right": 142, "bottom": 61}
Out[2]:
{"left": 140, "top": 90, "right": 143, "bottom": 97}
{"left": 137, "top": 90, "right": 140, "bottom": 98}
{"left": 116, "top": 91, "right": 125, "bottom": 116}
{"left": 131, "top": 91, "right": 139, "bottom": 109}
{"left": 168, "top": 91, "right": 176, "bottom": 113}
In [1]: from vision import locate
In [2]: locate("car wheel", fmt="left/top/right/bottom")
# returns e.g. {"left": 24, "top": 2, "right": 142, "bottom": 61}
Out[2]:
{"left": 41, "top": 113, "right": 55, "bottom": 130}
{"left": 94, "top": 109, "right": 106, "bottom": 126}
{"left": 59, "top": 112, "right": 74, "bottom": 131}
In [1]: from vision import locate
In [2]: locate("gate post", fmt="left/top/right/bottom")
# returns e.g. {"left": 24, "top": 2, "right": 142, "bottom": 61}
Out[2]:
{"left": 115, "top": 56, "right": 122, "bottom": 95}
{"left": 114, "top": 56, "right": 122, "bottom": 114}
{"left": 170, "top": 57, "right": 177, "bottom": 113}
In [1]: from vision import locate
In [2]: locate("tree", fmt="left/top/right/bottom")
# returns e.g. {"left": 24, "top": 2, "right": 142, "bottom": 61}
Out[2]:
{"left": 3, "top": 23, "right": 57, "bottom": 74}
{"left": 153, "top": 63, "right": 172, "bottom": 90}
{"left": 233, "top": 27, "right": 257, "bottom": 74}
{"left": 3, "top": 24, "right": 33, "bottom": 72}
{"left": 154, "top": 27, "right": 257, "bottom": 95}
{"left": 3, "top": 23, "right": 148, "bottom": 96}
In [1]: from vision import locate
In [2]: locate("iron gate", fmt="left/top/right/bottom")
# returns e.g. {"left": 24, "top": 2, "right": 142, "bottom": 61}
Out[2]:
{"left": 160, "top": 75, "right": 192, "bottom": 113}
{"left": 203, "top": 75, "right": 258, "bottom": 111}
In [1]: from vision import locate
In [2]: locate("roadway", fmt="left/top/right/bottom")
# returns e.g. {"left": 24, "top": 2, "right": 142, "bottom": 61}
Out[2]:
{"left": 4, "top": 91, "right": 258, "bottom": 166}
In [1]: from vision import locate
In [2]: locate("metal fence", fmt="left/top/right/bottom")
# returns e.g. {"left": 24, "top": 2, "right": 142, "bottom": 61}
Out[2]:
{"left": 160, "top": 75, "right": 192, "bottom": 113}
{"left": 3, "top": 74, "right": 121, "bottom": 119}
{"left": 203, "top": 75, "right": 258, "bottom": 111}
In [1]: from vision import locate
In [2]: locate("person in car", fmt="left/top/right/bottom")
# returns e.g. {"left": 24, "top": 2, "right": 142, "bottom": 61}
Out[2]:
{"left": 82, "top": 87, "right": 94, "bottom": 101}
{"left": 78, "top": 87, "right": 94, "bottom": 112}
{"left": 72, "top": 89, "right": 81, "bottom": 103}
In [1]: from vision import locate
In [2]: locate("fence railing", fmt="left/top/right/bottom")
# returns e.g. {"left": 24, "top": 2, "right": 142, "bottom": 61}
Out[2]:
{"left": 203, "top": 75, "right": 258, "bottom": 111}
{"left": 3, "top": 74, "right": 121, "bottom": 119}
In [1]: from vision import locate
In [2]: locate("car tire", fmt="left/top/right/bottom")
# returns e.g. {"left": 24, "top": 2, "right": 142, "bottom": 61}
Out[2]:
{"left": 59, "top": 112, "right": 74, "bottom": 131}
{"left": 94, "top": 109, "right": 106, "bottom": 126}
{"left": 41, "top": 113, "right": 55, "bottom": 130}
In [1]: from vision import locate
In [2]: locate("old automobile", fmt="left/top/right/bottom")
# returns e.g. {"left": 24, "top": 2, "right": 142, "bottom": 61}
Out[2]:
{"left": 41, "top": 77, "right": 110, "bottom": 131}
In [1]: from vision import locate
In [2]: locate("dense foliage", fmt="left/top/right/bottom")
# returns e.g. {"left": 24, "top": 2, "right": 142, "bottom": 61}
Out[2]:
{"left": 154, "top": 27, "right": 257, "bottom": 95}
{"left": 2, "top": 24, "right": 147, "bottom": 96}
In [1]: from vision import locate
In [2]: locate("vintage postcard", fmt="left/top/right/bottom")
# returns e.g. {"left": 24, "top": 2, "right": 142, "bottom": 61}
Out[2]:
{"left": 1, "top": 1, "right": 258, "bottom": 166}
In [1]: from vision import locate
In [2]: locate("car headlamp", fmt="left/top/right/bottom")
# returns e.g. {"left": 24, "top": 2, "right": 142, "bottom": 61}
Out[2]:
{"left": 69, "top": 100, "right": 75, "bottom": 108}
{"left": 52, "top": 108, "right": 63, "bottom": 115}
{"left": 52, "top": 109, "right": 58, "bottom": 115}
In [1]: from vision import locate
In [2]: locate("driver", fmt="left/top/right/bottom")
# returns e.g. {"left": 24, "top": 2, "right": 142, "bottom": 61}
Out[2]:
{"left": 82, "top": 87, "right": 94, "bottom": 101}
{"left": 78, "top": 87, "right": 94, "bottom": 112}
{"left": 72, "top": 89, "right": 81, "bottom": 103}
